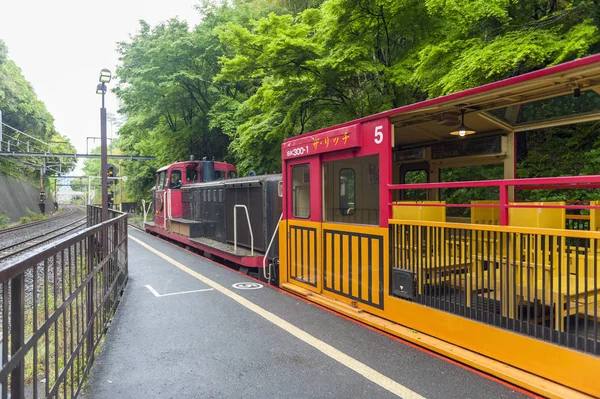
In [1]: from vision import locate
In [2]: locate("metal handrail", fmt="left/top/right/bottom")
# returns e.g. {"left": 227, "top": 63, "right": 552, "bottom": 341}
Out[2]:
{"left": 167, "top": 189, "right": 172, "bottom": 220}
{"left": 163, "top": 191, "right": 167, "bottom": 230}
{"left": 263, "top": 214, "right": 283, "bottom": 282}
{"left": 141, "top": 199, "right": 152, "bottom": 225}
{"left": 233, "top": 205, "right": 254, "bottom": 256}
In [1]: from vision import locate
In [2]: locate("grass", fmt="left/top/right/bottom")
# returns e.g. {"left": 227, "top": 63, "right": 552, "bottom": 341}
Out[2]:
{"left": 0, "top": 211, "right": 9, "bottom": 229}
{"left": 126, "top": 213, "right": 145, "bottom": 230}
{"left": 19, "top": 208, "right": 49, "bottom": 224}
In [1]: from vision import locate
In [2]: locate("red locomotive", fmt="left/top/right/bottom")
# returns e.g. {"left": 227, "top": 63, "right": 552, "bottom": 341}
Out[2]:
{"left": 146, "top": 157, "right": 282, "bottom": 279}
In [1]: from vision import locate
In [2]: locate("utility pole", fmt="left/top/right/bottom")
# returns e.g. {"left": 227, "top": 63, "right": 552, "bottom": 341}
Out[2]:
{"left": 96, "top": 69, "right": 111, "bottom": 223}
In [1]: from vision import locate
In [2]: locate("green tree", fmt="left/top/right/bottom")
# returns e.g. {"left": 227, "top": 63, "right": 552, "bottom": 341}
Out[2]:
{"left": 0, "top": 40, "right": 76, "bottom": 184}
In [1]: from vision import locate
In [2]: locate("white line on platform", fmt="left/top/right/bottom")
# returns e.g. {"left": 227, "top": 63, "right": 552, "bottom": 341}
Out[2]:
{"left": 144, "top": 284, "right": 214, "bottom": 297}
{"left": 130, "top": 234, "right": 425, "bottom": 399}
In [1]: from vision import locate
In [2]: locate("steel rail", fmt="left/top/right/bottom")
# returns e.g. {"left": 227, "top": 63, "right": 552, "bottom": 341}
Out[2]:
{"left": 0, "top": 218, "right": 86, "bottom": 262}
{"left": 0, "top": 206, "right": 79, "bottom": 235}
{"left": 0, "top": 217, "right": 86, "bottom": 252}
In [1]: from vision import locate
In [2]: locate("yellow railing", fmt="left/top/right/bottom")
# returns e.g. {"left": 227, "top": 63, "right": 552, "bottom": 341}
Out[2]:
{"left": 389, "top": 218, "right": 600, "bottom": 355}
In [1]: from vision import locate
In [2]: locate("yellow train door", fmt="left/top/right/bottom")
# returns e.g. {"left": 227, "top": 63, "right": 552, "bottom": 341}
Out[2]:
{"left": 284, "top": 156, "right": 323, "bottom": 294}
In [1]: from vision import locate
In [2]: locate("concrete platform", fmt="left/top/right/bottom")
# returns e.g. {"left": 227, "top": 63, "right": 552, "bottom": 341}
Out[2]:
{"left": 81, "top": 228, "right": 531, "bottom": 399}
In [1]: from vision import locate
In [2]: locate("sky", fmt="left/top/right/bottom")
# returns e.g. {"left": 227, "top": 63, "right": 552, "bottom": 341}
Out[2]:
{"left": 0, "top": 0, "right": 203, "bottom": 173}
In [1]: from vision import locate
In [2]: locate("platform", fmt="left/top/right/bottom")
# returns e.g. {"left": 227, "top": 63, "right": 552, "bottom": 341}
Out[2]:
{"left": 81, "top": 228, "right": 531, "bottom": 399}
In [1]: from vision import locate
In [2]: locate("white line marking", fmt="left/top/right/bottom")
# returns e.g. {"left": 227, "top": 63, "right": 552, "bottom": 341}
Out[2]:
{"left": 131, "top": 234, "right": 425, "bottom": 399}
{"left": 144, "top": 284, "right": 214, "bottom": 298}
{"left": 145, "top": 285, "right": 161, "bottom": 297}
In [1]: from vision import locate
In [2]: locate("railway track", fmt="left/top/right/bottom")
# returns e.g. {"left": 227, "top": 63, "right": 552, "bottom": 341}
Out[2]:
{"left": 0, "top": 205, "right": 79, "bottom": 235}
{"left": 0, "top": 207, "right": 87, "bottom": 263}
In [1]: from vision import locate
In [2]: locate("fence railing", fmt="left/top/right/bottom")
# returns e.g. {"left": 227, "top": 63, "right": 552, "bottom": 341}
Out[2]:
{"left": 388, "top": 175, "right": 600, "bottom": 226}
{"left": 0, "top": 205, "right": 128, "bottom": 398}
{"left": 388, "top": 175, "right": 600, "bottom": 356}
{"left": 389, "top": 221, "right": 599, "bottom": 355}
{"left": 87, "top": 206, "right": 121, "bottom": 227}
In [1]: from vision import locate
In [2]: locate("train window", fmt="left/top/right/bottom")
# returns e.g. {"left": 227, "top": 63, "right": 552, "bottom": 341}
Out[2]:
{"left": 169, "top": 170, "right": 182, "bottom": 189}
{"left": 292, "top": 164, "right": 310, "bottom": 218}
{"left": 339, "top": 169, "right": 355, "bottom": 216}
{"left": 403, "top": 169, "right": 428, "bottom": 200}
{"left": 215, "top": 170, "right": 225, "bottom": 180}
{"left": 213, "top": 189, "right": 217, "bottom": 202}
{"left": 228, "top": 171, "right": 237, "bottom": 179}
{"left": 158, "top": 171, "right": 166, "bottom": 190}
{"left": 186, "top": 168, "right": 198, "bottom": 182}
{"left": 203, "top": 190, "right": 206, "bottom": 202}
{"left": 323, "top": 155, "right": 379, "bottom": 225}
{"left": 219, "top": 189, "right": 223, "bottom": 202}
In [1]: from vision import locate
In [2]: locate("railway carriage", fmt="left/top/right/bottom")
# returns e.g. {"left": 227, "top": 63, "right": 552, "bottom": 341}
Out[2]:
{"left": 146, "top": 54, "right": 600, "bottom": 398}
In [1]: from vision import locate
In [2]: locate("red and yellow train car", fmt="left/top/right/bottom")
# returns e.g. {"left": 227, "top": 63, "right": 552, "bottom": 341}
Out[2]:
{"left": 278, "top": 54, "right": 600, "bottom": 398}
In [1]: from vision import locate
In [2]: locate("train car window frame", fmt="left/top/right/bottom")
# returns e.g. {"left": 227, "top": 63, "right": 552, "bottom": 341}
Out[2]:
{"left": 339, "top": 168, "right": 356, "bottom": 216}
{"left": 292, "top": 164, "right": 310, "bottom": 219}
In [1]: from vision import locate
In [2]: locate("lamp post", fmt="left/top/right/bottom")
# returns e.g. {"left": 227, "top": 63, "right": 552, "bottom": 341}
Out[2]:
{"left": 96, "top": 68, "right": 111, "bottom": 222}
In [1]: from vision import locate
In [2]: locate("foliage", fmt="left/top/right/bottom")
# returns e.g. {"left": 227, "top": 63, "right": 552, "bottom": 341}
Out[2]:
{"left": 112, "top": 0, "right": 600, "bottom": 202}
{"left": 18, "top": 208, "right": 48, "bottom": 224}
{"left": 0, "top": 211, "right": 9, "bottom": 229}
{"left": 81, "top": 142, "right": 126, "bottom": 205}
{"left": 0, "top": 40, "right": 77, "bottom": 182}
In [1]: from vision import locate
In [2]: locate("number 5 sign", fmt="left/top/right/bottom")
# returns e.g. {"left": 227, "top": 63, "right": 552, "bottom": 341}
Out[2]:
{"left": 361, "top": 119, "right": 390, "bottom": 152}
{"left": 374, "top": 125, "right": 383, "bottom": 144}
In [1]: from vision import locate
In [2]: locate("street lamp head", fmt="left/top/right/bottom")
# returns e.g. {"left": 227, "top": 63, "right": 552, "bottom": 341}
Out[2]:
{"left": 96, "top": 83, "right": 106, "bottom": 95}
{"left": 99, "top": 68, "right": 112, "bottom": 83}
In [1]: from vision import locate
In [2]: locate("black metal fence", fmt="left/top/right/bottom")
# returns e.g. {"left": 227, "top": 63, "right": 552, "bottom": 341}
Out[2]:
{"left": 390, "top": 221, "right": 599, "bottom": 356}
{"left": 0, "top": 205, "right": 128, "bottom": 398}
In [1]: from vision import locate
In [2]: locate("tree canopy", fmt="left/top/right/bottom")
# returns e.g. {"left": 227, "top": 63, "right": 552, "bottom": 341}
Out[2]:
{"left": 112, "top": 0, "right": 600, "bottom": 203}
{"left": 0, "top": 40, "right": 77, "bottom": 186}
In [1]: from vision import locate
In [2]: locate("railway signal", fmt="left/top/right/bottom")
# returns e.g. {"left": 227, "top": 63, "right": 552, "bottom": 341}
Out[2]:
{"left": 107, "top": 192, "right": 114, "bottom": 208}
{"left": 107, "top": 164, "right": 116, "bottom": 183}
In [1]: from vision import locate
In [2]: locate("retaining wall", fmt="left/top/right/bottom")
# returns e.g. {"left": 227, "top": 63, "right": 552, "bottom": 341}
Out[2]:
{"left": 0, "top": 171, "right": 55, "bottom": 223}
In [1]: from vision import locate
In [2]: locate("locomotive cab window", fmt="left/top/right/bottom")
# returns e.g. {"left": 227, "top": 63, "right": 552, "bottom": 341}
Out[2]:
{"left": 292, "top": 164, "right": 310, "bottom": 218}
{"left": 186, "top": 167, "right": 198, "bottom": 183}
{"left": 157, "top": 171, "right": 166, "bottom": 190}
{"left": 169, "top": 170, "right": 182, "bottom": 189}
{"left": 215, "top": 170, "right": 226, "bottom": 180}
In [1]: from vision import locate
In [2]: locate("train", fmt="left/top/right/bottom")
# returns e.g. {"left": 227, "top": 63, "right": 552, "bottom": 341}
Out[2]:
{"left": 144, "top": 54, "right": 600, "bottom": 398}
{"left": 145, "top": 157, "right": 283, "bottom": 282}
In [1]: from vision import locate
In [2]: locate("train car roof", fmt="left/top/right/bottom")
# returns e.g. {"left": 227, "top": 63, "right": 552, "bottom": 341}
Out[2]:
{"left": 156, "top": 160, "right": 236, "bottom": 173}
{"left": 284, "top": 53, "right": 600, "bottom": 148}
{"left": 183, "top": 174, "right": 281, "bottom": 189}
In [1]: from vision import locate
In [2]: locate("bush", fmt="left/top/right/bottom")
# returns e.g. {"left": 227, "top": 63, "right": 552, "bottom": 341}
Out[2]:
{"left": 0, "top": 211, "right": 9, "bottom": 229}
{"left": 19, "top": 208, "right": 48, "bottom": 224}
